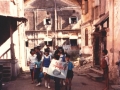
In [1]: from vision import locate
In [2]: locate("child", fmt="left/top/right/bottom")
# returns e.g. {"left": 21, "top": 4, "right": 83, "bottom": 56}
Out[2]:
{"left": 41, "top": 49, "right": 51, "bottom": 89}
{"left": 118, "top": 51, "right": 120, "bottom": 76}
{"left": 27, "top": 49, "right": 37, "bottom": 84}
{"left": 65, "top": 54, "right": 74, "bottom": 90}
{"left": 101, "top": 50, "right": 109, "bottom": 90}
{"left": 35, "top": 56, "right": 42, "bottom": 86}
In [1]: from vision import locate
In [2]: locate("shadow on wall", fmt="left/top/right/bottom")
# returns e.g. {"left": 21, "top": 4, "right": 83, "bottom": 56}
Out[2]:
{"left": 0, "top": 17, "right": 17, "bottom": 46}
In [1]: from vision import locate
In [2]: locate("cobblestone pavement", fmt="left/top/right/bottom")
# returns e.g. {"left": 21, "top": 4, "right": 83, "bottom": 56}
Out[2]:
{"left": 2, "top": 72, "right": 113, "bottom": 90}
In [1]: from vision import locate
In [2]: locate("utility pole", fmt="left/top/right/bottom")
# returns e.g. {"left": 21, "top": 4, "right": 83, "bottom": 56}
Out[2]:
{"left": 54, "top": 0, "right": 57, "bottom": 46}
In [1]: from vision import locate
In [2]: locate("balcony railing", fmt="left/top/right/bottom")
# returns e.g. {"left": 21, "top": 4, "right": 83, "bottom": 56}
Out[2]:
{"left": 0, "top": 48, "right": 11, "bottom": 59}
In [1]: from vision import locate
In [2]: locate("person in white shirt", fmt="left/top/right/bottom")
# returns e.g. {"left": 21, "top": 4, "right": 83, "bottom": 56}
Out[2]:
{"left": 27, "top": 49, "right": 37, "bottom": 84}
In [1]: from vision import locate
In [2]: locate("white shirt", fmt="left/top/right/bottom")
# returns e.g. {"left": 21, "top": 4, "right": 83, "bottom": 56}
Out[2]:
{"left": 27, "top": 54, "right": 37, "bottom": 69}
{"left": 104, "top": 55, "right": 109, "bottom": 65}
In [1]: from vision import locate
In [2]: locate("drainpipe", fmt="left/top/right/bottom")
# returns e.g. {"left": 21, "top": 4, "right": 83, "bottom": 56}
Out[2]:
{"left": 111, "top": 0, "right": 114, "bottom": 66}
{"left": 54, "top": 0, "right": 57, "bottom": 46}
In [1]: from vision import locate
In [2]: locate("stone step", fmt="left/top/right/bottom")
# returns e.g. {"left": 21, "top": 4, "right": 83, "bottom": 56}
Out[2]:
{"left": 2, "top": 77, "right": 11, "bottom": 82}
{"left": 3, "top": 73, "right": 11, "bottom": 77}
{"left": 87, "top": 73, "right": 103, "bottom": 81}
{"left": 111, "top": 85, "right": 120, "bottom": 90}
{"left": 90, "top": 68, "right": 103, "bottom": 76}
{"left": 3, "top": 66, "right": 11, "bottom": 70}
{"left": 0, "top": 72, "right": 2, "bottom": 79}
{"left": 3, "top": 69, "right": 11, "bottom": 73}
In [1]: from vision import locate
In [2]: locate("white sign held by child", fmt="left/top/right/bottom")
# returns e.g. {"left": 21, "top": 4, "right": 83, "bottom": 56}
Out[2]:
{"left": 47, "top": 59, "right": 68, "bottom": 79}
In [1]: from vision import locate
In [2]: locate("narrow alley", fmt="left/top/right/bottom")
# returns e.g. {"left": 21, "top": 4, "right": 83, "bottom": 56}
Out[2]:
{"left": 2, "top": 71, "right": 112, "bottom": 90}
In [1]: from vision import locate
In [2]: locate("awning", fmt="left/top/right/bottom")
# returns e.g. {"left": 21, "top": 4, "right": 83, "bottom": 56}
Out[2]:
{"left": 69, "top": 36, "right": 78, "bottom": 39}
{"left": 44, "top": 37, "right": 52, "bottom": 41}
{"left": 94, "top": 12, "right": 109, "bottom": 26}
{"left": 0, "top": 15, "right": 27, "bottom": 22}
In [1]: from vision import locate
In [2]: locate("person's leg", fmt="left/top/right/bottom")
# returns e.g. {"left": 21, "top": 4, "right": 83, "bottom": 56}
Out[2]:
{"left": 54, "top": 77, "right": 60, "bottom": 90}
{"left": 36, "top": 68, "right": 41, "bottom": 86}
{"left": 36, "top": 68, "right": 40, "bottom": 83}
{"left": 65, "top": 78, "right": 68, "bottom": 90}
{"left": 44, "top": 72, "right": 47, "bottom": 87}
{"left": 30, "top": 69, "right": 34, "bottom": 83}
{"left": 47, "top": 74, "right": 50, "bottom": 88}
{"left": 68, "top": 78, "right": 72, "bottom": 90}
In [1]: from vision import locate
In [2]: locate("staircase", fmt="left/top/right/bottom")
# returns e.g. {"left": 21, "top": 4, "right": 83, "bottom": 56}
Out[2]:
{"left": 0, "top": 48, "right": 12, "bottom": 82}
{"left": 87, "top": 67, "right": 103, "bottom": 82}
{"left": 0, "top": 60, "right": 12, "bottom": 82}
{"left": 2, "top": 66, "right": 11, "bottom": 81}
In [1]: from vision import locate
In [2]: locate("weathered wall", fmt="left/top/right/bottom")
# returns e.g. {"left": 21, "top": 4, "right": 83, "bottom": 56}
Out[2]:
{"left": 25, "top": 9, "right": 81, "bottom": 31}
{"left": 0, "top": 0, "right": 26, "bottom": 70}
{"left": 81, "top": 0, "right": 93, "bottom": 54}
{"left": 0, "top": 0, "right": 17, "bottom": 16}
{"left": 108, "top": 0, "right": 120, "bottom": 84}
{"left": 81, "top": 0, "right": 92, "bottom": 24}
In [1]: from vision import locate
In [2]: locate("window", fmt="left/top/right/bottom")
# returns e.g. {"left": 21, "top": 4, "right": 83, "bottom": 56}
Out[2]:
{"left": 44, "top": 41, "right": 52, "bottom": 46}
{"left": 44, "top": 18, "right": 51, "bottom": 25}
{"left": 85, "top": 29, "right": 88, "bottom": 46}
{"left": 70, "top": 39, "right": 77, "bottom": 46}
{"left": 69, "top": 16, "right": 78, "bottom": 24}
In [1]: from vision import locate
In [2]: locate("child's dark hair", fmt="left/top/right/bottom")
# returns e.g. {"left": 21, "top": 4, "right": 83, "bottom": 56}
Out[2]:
{"left": 30, "top": 49, "right": 34, "bottom": 54}
{"left": 34, "top": 47, "right": 37, "bottom": 50}
{"left": 66, "top": 54, "right": 70, "bottom": 58}
{"left": 37, "top": 46, "right": 40, "bottom": 50}
{"left": 102, "top": 49, "right": 108, "bottom": 55}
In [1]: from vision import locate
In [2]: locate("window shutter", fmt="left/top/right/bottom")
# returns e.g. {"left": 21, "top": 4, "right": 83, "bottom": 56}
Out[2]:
{"left": 69, "top": 17, "right": 71, "bottom": 24}
{"left": 76, "top": 17, "right": 78, "bottom": 23}
{"left": 43, "top": 19, "right": 46, "bottom": 25}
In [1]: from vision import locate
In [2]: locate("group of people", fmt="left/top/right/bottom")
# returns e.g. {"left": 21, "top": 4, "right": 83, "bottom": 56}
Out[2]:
{"left": 27, "top": 45, "right": 74, "bottom": 90}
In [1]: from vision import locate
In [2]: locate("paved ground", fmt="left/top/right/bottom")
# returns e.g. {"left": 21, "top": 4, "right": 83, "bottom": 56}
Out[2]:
{"left": 2, "top": 71, "right": 113, "bottom": 90}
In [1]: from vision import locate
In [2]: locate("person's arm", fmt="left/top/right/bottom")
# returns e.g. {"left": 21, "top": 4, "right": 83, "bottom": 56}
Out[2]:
{"left": 41, "top": 56, "right": 44, "bottom": 66}
{"left": 27, "top": 57, "right": 30, "bottom": 66}
{"left": 71, "top": 62, "right": 74, "bottom": 70}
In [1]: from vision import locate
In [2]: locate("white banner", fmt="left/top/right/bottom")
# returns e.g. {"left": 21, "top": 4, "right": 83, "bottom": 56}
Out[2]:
{"left": 47, "top": 59, "right": 68, "bottom": 79}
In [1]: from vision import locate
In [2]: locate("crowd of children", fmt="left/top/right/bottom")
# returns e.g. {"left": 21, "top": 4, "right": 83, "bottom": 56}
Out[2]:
{"left": 27, "top": 45, "right": 74, "bottom": 90}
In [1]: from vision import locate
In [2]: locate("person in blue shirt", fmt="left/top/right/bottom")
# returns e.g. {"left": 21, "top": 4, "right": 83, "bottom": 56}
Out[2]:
{"left": 35, "top": 57, "right": 42, "bottom": 86}
{"left": 41, "top": 49, "right": 51, "bottom": 89}
{"left": 65, "top": 54, "right": 74, "bottom": 90}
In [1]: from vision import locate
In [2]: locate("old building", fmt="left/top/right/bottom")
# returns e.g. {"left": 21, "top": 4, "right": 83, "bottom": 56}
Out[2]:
{"left": 0, "top": 0, "right": 27, "bottom": 80}
{"left": 24, "top": 0, "right": 81, "bottom": 57}
{"left": 108, "top": 0, "right": 120, "bottom": 84}
{"left": 80, "top": 0, "right": 120, "bottom": 84}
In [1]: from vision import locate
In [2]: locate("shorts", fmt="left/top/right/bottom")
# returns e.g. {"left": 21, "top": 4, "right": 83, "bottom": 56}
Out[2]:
{"left": 43, "top": 67, "right": 49, "bottom": 73}
{"left": 67, "top": 70, "right": 73, "bottom": 79}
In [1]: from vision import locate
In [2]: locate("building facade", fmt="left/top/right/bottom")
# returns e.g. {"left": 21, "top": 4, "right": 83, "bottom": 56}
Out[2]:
{"left": 0, "top": 0, "right": 27, "bottom": 79}
{"left": 24, "top": 0, "right": 81, "bottom": 56}
{"left": 108, "top": 0, "right": 120, "bottom": 84}
{"left": 80, "top": 0, "right": 120, "bottom": 84}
